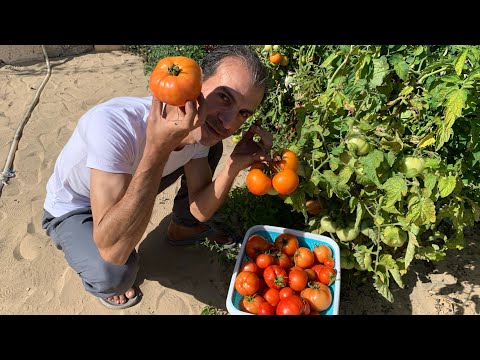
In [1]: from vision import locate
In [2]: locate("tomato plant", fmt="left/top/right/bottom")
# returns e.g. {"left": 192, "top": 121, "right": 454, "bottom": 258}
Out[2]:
{"left": 149, "top": 56, "right": 202, "bottom": 106}
{"left": 272, "top": 169, "right": 299, "bottom": 195}
{"left": 234, "top": 271, "right": 260, "bottom": 296}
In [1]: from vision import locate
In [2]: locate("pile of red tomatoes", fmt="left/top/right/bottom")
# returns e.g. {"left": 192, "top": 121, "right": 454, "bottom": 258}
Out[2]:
{"left": 234, "top": 232, "right": 337, "bottom": 315}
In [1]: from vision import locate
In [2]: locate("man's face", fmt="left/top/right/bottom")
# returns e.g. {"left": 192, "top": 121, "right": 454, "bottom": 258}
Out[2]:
{"left": 192, "top": 57, "right": 265, "bottom": 147}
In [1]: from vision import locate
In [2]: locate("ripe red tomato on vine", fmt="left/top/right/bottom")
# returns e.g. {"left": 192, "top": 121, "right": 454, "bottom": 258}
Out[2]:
{"left": 149, "top": 56, "right": 202, "bottom": 106}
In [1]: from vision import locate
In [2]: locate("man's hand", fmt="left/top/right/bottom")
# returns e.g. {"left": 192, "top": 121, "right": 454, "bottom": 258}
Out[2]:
{"left": 229, "top": 123, "right": 273, "bottom": 173}
{"left": 146, "top": 95, "right": 207, "bottom": 152}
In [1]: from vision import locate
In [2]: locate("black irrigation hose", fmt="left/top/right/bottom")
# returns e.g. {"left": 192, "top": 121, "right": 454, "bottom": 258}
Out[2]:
{"left": 0, "top": 45, "right": 52, "bottom": 197}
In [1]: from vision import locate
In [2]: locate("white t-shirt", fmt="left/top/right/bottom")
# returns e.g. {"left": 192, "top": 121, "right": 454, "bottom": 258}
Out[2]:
{"left": 44, "top": 96, "right": 210, "bottom": 217}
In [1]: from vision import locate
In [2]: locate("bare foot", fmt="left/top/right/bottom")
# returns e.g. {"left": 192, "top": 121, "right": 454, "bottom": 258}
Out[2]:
{"left": 105, "top": 287, "right": 136, "bottom": 305}
{"left": 167, "top": 221, "right": 233, "bottom": 245}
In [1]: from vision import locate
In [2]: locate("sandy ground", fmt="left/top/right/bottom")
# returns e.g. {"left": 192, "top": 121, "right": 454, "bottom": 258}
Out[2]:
{"left": 0, "top": 50, "right": 478, "bottom": 315}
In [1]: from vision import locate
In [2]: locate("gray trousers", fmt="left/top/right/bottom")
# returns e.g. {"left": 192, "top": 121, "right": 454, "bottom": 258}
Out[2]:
{"left": 41, "top": 141, "right": 223, "bottom": 298}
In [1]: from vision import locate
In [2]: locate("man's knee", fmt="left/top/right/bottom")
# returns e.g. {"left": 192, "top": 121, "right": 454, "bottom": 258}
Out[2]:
{"left": 83, "top": 252, "right": 140, "bottom": 297}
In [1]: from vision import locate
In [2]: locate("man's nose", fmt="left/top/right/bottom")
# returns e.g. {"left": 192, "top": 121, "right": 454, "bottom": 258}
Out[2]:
{"left": 219, "top": 110, "right": 238, "bottom": 130}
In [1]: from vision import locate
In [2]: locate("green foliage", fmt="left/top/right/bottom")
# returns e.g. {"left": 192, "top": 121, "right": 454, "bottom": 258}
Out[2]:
{"left": 254, "top": 44, "right": 480, "bottom": 302}
{"left": 218, "top": 185, "right": 305, "bottom": 240}
{"left": 124, "top": 45, "right": 213, "bottom": 75}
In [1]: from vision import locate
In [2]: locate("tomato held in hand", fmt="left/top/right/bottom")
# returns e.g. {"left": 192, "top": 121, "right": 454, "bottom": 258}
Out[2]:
{"left": 273, "top": 149, "right": 299, "bottom": 172}
{"left": 149, "top": 56, "right": 202, "bottom": 106}
{"left": 272, "top": 169, "right": 299, "bottom": 195}
{"left": 246, "top": 168, "right": 272, "bottom": 196}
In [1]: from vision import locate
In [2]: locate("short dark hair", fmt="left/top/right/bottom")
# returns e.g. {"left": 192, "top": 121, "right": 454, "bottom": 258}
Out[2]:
{"left": 201, "top": 45, "right": 270, "bottom": 101}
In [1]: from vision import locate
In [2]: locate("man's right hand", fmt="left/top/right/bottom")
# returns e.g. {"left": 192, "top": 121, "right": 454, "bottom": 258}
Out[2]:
{"left": 146, "top": 95, "right": 207, "bottom": 152}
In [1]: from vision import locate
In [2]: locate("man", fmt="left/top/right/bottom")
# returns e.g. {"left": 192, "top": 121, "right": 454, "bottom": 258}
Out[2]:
{"left": 41, "top": 45, "right": 271, "bottom": 309}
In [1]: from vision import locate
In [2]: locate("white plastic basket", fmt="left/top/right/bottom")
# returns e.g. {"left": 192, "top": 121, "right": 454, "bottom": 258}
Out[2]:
{"left": 226, "top": 225, "right": 341, "bottom": 315}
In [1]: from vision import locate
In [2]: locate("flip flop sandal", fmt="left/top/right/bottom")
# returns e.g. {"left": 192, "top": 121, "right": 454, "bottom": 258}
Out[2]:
{"left": 99, "top": 290, "right": 140, "bottom": 310}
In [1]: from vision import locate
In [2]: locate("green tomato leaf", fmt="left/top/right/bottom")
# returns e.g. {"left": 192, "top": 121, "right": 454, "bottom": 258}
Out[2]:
{"left": 404, "top": 231, "right": 419, "bottom": 270}
{"left": 373, "top": 272, "right": 394, "bottom": 303}
{"left": 370, "top": 56, "right": 390, "bottom": 88}
{"left": 454, "top": 49, "right": 468, "bottom": 76}
{"left": 423, "top": 173, "right": 438, "bottom": 192}
{"left": 382, "top": 176, "right": 408, "bottom": 208}
{"left": 438, "top": 175, "right": 457, "bottom": 198}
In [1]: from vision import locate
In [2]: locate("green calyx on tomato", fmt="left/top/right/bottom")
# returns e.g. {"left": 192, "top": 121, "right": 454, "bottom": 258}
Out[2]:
{"left": 320, "top": 216, "right": 337, "bottom": 233}
{"left": 336, "top": 223, "right": 360, "bottom": 242}
{"left": 346, "top": 136, "right": 371, "bottom": 156}
{"left": 398, "top": 156, "right": 425, "bottom": 178}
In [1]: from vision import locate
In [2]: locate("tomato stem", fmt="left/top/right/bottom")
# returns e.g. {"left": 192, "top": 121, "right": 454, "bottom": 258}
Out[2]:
{"left": 167, "top": 64, "right": 181, "bottom": 76}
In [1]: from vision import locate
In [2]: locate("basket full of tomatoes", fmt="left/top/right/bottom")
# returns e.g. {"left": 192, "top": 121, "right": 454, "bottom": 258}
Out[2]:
{"left": 226, "top": 225, "right": 340, "bottom": 315}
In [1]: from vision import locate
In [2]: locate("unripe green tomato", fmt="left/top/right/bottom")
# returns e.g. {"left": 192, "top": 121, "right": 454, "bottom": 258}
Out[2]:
{"left": 272, "top": 45, "right": 280, "bottom": 52}
{"left": 347, "top": 136, "right": 371, "bottom": 156}
{"left": 264, "top": 45, "right": 273, "bottom": 53}
{"left": 382, "top": 226, "right": 407, "bottom": 247}
{"left": 320, "top": 216, "right": 337, "bottom": 233}
{"left": 398, "top": 156, "right": 425, "bottom": 178}
{"left": 340, "top": 248, "right": 355, "bottom": 270}
{"left": 336, "top": 224, "right": 360, "bottom": 242}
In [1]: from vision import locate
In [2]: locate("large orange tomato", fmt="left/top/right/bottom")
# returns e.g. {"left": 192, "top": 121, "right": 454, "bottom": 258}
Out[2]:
{"left": 300, "top": 282, "right": 332, "bottom": 312}
{"left": 149, "top": 56, "right": 202, "bottom": 106}
{"left": 273, "top": 149, "right": 299, "bottom": 172}
{"left": 272, "top": 169, "right": 299, "bottom": 195}
{"left": 234, "top": 271, "right": 260, "bottom": 296}
{"left": 246, "top": 168, "right": 272, "bottom": 195}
